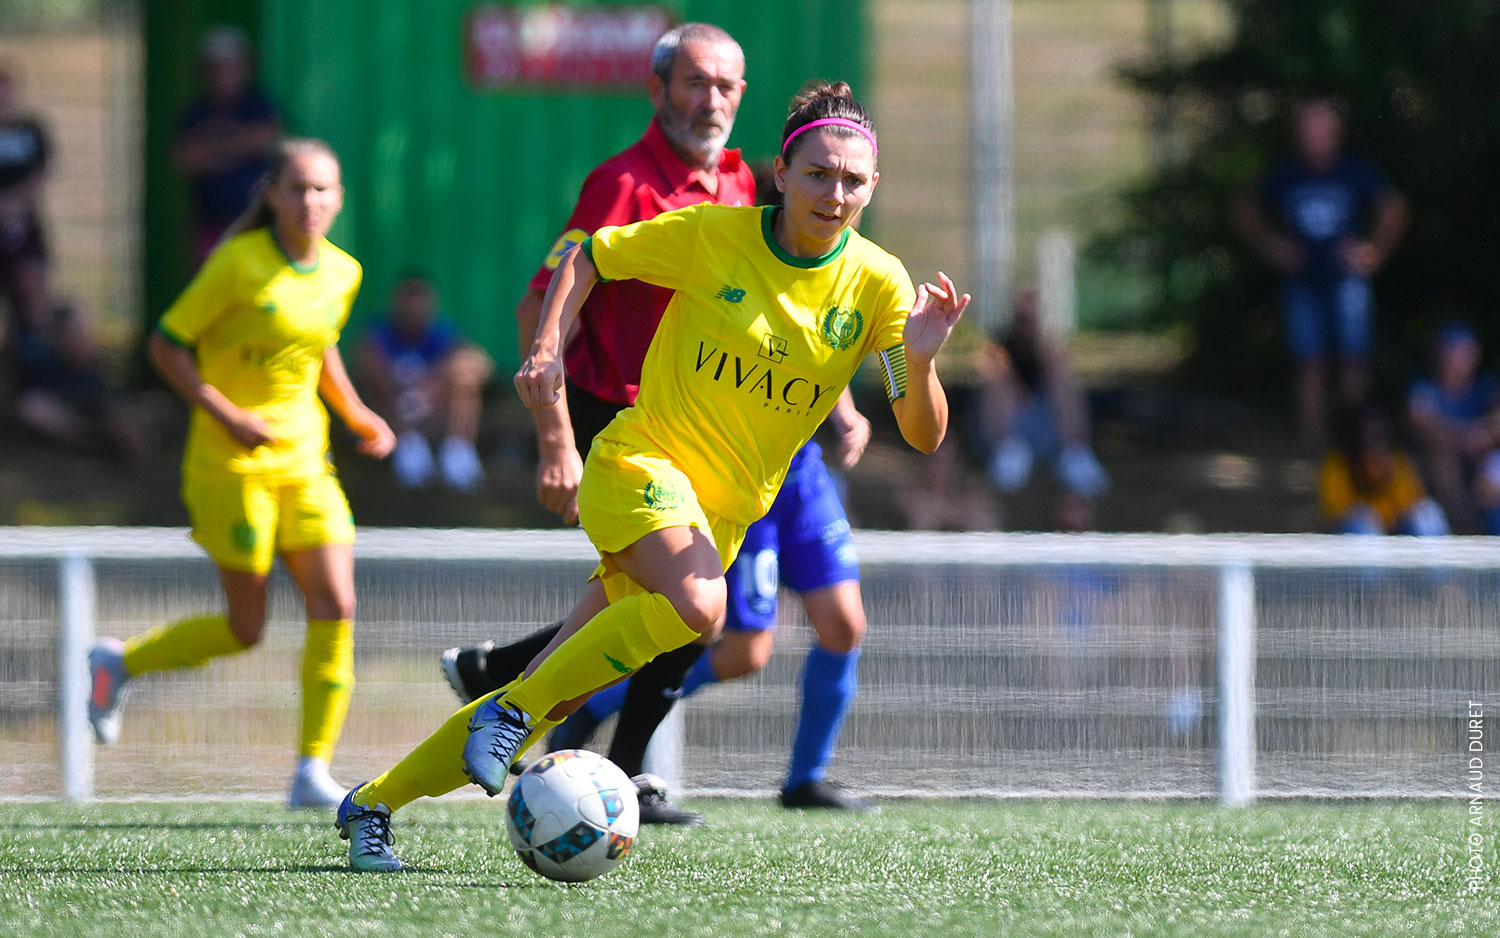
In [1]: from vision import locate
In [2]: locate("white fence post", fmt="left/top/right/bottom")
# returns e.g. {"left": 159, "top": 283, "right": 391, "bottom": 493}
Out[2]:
{"left": 970, "top": 0, "right": 1016, "bottom": 334}
{"left": 58, "top": 552, "right": 96, "bottom": 801}
{"left": 1037, "top": 229, "right": 1077, "bottom": 340}
{"left": 1217, "top": 562, "right": 1256, "bottom": 806}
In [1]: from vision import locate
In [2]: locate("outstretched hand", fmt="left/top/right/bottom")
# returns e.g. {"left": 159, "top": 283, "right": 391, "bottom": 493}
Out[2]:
{"left": 903, "top": 271, "right": 970, "bottom": 367}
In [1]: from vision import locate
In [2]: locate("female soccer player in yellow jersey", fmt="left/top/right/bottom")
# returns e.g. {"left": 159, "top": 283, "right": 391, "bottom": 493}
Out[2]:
{"left": 337, "top": 83, "right": 967, "bottom": 870}
{"left": 87, "top": 138, "right": 396, "bottom": 808}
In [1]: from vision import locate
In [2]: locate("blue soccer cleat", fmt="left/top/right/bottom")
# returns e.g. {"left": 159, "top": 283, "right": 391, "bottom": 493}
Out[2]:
{"left": 462, "top": 695, "right": 535, "bottom": 796}
{"left": 336, "top": 785, "right": 403, "bottom": 872}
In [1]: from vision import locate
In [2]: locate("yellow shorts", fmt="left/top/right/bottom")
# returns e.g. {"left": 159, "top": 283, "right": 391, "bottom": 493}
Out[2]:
{"left": 182, "top": 470, "right": 355, "bottom": 574}
{"left": 577, "top": 438, "right": 747, "bottom": 603}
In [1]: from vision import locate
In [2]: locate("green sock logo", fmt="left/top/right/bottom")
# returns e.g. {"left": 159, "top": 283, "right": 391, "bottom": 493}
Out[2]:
{"left": 603, "top": 653, "right": 632, "bottom": 674}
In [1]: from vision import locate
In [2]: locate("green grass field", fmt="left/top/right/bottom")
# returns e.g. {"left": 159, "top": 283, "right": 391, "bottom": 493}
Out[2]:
{"left": 0, "top": 798, "right": 1489, "bottom": 938}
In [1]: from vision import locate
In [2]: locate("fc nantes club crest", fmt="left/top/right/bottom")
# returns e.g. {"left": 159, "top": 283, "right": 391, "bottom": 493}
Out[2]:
{"left": 821, "top": 306, "right": 864, "bottom": 351}
{"left": 643, "top": 478, "right": 684, "bottom": 511}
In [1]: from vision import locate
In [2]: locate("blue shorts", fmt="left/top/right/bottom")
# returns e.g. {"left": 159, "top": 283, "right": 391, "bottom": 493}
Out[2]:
{"left": 724, "top": 443, "right": 860, "bottom": 632}
{"left": 1282, "top": 274, "right": 1371, "bottom": 360}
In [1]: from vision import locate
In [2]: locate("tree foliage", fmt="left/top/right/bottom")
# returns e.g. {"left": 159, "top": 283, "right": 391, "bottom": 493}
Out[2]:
{"left": 1106, "top": 0, "right": 1500, "bottom": 393}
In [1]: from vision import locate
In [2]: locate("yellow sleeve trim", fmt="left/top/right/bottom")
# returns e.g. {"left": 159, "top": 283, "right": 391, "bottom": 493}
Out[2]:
{"left": 579, "top": 235, "right": 612, "bottom": 283}
{"left": 879, "top": 344, "right": 908, "bottom": 402}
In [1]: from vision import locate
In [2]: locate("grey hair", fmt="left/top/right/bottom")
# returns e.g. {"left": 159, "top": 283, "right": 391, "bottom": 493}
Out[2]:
{"left": 649, "top": 22, "right": 742, "bottom": 84}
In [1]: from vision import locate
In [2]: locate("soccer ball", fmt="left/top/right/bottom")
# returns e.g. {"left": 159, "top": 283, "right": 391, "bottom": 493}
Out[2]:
{"left": 506, "top": 749, "right": 640, "bottom": 882}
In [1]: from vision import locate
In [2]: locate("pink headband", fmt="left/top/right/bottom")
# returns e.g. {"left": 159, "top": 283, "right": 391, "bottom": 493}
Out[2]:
{"left": 780, "top": 117, "right": 878, "bottom": 159}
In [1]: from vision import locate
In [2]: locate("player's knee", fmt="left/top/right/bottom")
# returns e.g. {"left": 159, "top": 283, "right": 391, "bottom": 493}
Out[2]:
{"left": 310, "top": 595, "right": 357, "bottom": 622}
{"left": 227, "top": 611, "right": 267, "bottom": 647}
{"left": 815, "top": 611, "right": 866, "bottom": 654}
{"left": 742, "top": 640, "right": 774, "bottom": 675}
{"left": 446, "top": 348, "right": 493, "bottom": 388}
{"left": 670, "top": 576, "right": 726, "bottom": 636}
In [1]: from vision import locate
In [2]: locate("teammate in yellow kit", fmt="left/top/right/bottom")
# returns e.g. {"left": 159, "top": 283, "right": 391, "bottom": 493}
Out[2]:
{"left": 338, "top": 83, "right": 968, "bottom": 870}
{"left": 87, "top": 138, "right": 396, "bottom": 808}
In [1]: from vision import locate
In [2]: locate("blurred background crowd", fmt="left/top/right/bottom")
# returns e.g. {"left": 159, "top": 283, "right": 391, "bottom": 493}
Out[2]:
{"left": 2, "top": 0, "right": 1499, "bottom": 537}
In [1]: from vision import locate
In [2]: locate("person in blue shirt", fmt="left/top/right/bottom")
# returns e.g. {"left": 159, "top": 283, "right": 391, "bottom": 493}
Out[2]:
{"left": 172, "top": 25, "right": 282, "bottom": 267}
{"left": 1407, "top": 321, "right": 1500, "bottom": 532}
{"left": 358, "top": 272, "right": 493, "bottom": 491}
{"left": 1233, "top": 96, "right": 1407, "bottom": 450}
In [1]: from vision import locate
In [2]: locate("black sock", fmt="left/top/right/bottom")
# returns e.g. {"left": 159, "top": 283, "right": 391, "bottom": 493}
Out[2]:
{"left": 478, "top": 622, "right": 564, "bottom": 692}
{"left": 607, "top": 642, "right": 707, "bottom": 777}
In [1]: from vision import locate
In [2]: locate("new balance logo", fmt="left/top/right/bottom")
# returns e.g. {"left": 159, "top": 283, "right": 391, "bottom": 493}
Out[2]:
{"left": 716, "top": 285, "right": 746, "bottom": 303}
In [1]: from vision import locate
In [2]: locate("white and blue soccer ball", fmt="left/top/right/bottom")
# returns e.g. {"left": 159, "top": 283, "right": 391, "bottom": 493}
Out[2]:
{"left": 506, "top": 749, "right": 640, "bottom": 882}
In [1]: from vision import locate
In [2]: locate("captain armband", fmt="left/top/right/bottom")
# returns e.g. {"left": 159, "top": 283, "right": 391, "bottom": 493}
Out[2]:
{"left": 878, "top": 344, "right": 908, "bottom": 402}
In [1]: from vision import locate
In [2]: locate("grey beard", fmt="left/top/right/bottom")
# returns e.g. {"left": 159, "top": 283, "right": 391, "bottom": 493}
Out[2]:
{"left": 661, "top": 115, "right": 730, "bottom": 169}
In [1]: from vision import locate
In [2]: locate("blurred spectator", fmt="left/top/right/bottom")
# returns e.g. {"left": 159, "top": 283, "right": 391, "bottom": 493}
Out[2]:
{"left": 0, "top": 62, "right": 51, "bottom": 368}
{"left": 12, "top": 299, "right": 145, "bottom": 459}
{"left": 977, "top": 288, "right": 1109, "bottom": 500}
{"left": 1233, "top": 96, "right": 1407, "bottom": 449}
{"left": 1319, "top": 406, "right": 1447, "bottom": 536}
{"left": 358, "top": 272, "right": 492, "bottom": 491}
{"left": 897, "top": 433, "right": 1001, "bottom": 531}
{"left": 173, "top": 25, "right": 282, "bottom": 267}
{"left": 1406, "top": 321, "right": 1500, "bottom": 531}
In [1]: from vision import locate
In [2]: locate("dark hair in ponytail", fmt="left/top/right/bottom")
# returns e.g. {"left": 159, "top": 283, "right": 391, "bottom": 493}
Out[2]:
{"left": 216, "top": 136, "right": 341, "bottom": 245}
{"left": 779, "top": 80, "right": 876, "bottom": 163}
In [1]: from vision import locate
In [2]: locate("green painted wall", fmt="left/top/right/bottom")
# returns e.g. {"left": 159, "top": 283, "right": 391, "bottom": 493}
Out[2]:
{"left": 142, "top": 0, "right": 264, "bottom": 349}
{"left": 145, "top": 1, "right": 866, "bottom": 371}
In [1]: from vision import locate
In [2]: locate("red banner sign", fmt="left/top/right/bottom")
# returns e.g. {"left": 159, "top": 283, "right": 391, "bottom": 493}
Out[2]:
{"left": 466, "top": 3, "right": 674, "bottom": 89}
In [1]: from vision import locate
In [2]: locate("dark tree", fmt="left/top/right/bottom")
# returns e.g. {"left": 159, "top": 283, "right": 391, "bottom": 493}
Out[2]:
{"left": 1105, "top": 0, "right": 1500, "bottom": 395}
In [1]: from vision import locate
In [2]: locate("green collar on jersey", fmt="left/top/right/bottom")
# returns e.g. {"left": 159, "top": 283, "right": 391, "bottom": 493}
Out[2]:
{"left": 761, "top": 206, "right": 850, "bottom": 269}
{"left": 269, "top": 228, "right": 321, "bottom": 274}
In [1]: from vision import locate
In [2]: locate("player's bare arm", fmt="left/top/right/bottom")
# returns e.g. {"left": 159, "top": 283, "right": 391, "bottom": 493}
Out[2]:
{"left": 892, "top": 270, "right": 970, "bottom": 453}
{"left": 517, "top": 287, "right": 585, "bottom": 522}
{"left": 318, "top": 344, "right": 395, "bottom": 459}
{"left": 828, "top": 388, "right": 871, "bottom": 469}
{"left": 147, "top": 329, "right": 277, "bottom": 450}
{"left": 516, "top": 245, "right": 600, "bottom": 410}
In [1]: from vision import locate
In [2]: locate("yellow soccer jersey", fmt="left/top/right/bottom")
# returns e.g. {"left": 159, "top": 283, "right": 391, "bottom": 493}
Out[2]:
{"left": 583, "top": 203, "right": 915, "bottom": 525}
{"left": 157, "top": 228, "right": 362, "bottom": 478}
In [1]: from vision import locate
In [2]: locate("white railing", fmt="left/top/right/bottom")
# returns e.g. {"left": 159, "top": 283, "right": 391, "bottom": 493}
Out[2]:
{"left": 6, "top": 527, "right": 1496, "bottom": 803}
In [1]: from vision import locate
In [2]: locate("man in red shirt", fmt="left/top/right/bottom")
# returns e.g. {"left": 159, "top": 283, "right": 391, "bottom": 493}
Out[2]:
{"left": 444, "top": 22, "right": 753, "bottom": 825}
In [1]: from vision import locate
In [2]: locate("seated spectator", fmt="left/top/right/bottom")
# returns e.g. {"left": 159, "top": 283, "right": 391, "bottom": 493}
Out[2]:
{"left": 897, "top": 432, "right": 1001, "bottom": 531}
{"left": 359, "top": 272, "right": 492, "bottom": 491}
{"left": 12, "top": 299, "right": 145, "bottom": 459}
{"left": 978, "top": 288, "right": 1109, "bottom": 499}
{"left": 1406, "top": 321, "right": 1500, "bottom": 531}
{"left": 1319, "top": 406, "right": 1447, "bottom": 535}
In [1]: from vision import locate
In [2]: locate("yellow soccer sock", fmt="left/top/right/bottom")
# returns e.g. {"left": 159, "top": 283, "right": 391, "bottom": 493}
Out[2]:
{"left": 122, "top": 614, "right": 250, "bottom": 676}
{"left": 517, "top": 715, "right": 563, "bottom": 761}
{"left": 353, "top": 681, "right": 566, "bottom": 813}
{"left": 504, "top": 591, "right": 699, "bottom": 720}
{"left": 299, "top": 618, "right": 354, "bottom": 761}
{"left": 355, "top": 692, "right": 492, "bottom": 812}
